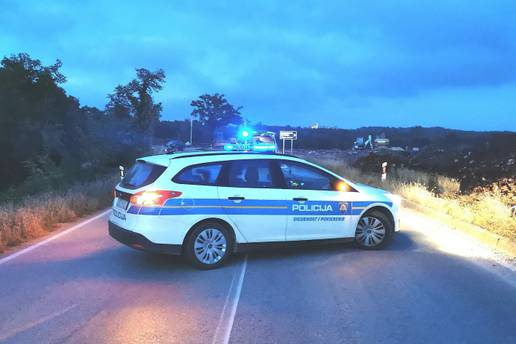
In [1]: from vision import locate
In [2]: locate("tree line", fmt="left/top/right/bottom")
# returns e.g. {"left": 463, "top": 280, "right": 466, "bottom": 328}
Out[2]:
{"left": 0, "top": 53, "right": 243, "bottom": 195}
{"left": 2, "top": 53, "right": 513, "bottom": 196}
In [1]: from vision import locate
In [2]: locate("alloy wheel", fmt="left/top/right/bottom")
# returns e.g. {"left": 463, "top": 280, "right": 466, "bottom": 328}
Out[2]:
{"left": 355, "top": 216, "right": 386, "bottom": 247}
{"left": 194, "top": 228, "right": 228, "bottom": 265}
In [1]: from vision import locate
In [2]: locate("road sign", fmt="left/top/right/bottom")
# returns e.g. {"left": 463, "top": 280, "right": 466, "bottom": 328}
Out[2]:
{"left": 280, "top": 131, "right": 297, "bottom": 153}
{"left": 280, "top": 131, "right": 297, "bottom": 140}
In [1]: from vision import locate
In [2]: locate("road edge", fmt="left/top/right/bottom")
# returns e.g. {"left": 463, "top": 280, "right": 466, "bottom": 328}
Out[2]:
{"left": 402, "top": 199, "right": 516, "bottom": 258}
{"left": 0, "top": 208, "right": 111, "bottom": 264}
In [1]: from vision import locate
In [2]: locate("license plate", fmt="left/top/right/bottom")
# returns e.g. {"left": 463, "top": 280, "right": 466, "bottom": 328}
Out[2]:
{"left": 115, "top": 198, "right": 129, "bottom": 210}
{"left": 112, "top": 208, "right": 126, "bottom": 221}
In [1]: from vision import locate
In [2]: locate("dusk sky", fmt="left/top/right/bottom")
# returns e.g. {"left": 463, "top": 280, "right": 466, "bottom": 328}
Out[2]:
{"left": 1, "top": 0, "right": 515, "bottom": 131}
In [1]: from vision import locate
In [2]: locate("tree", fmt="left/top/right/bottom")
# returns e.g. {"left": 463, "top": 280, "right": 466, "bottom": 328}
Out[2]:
{"left": 105, "top": 85, "right": 131, "bottom": 119}
{"left": 125, "top": 68, "right": 165, "bottom": 132}
{"left": 0, "top": 53, "right": 84, "bottom": 188}
{"left": 0, "top": 53, "right": 161, "bottom": 193}
{"left": 190, "top": 93, "right": 243, "bottom": 141}
{"left": 105, "top": 68, "right": 166, "bottom": 142}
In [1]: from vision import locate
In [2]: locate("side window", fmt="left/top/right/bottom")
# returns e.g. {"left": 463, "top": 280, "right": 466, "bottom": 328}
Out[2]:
{"left": 279, "top": 161, "right": 335, "bottom": 190}
{"left": 227, "top": 160, "right": 274, "bottom": 188}
{"left": 173, "top": 163, "right": 223, "bottom": 186}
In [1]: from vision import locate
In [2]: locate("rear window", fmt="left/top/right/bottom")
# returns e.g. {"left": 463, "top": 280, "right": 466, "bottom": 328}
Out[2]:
{"left": 173, "top": 163, "right": 223, "bottom": 186}
{"left": 120, "top": 161, "right": 167, "bottom": 189}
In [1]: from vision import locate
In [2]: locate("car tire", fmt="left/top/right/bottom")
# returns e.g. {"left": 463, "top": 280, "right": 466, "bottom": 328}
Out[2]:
{"left": 354, "top": 210, "right": 394, "bottom": 250}
{"left": 184, "top": 222, "right": 233, "bottom": 269}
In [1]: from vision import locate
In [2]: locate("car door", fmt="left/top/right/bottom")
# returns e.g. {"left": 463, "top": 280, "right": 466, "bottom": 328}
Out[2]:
{"left": 217, "top": 158, "right": 287, "bottom": 243}
{"left": 277, "top": 160, "right": 354, "bottom": 241}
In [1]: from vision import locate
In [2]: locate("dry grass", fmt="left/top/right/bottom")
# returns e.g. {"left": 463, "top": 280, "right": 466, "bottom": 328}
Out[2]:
{"left": 396, "top": 184, "right": 516, "bottom": 240}
{"left": 314, "top": 158, "right": 516, "bottom": 241}
{"left": 0, "top": 175, "right": 118, "bottom": 251}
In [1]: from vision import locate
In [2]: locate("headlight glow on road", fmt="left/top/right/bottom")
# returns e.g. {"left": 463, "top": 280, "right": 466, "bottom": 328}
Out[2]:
{"left": 401, "top": 209, "right": 493, "bottom": 259}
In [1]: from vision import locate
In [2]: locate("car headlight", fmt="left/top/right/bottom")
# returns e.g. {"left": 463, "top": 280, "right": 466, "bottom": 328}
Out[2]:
{"left": 385, "top": 193, "right": 402, "bottom": 208}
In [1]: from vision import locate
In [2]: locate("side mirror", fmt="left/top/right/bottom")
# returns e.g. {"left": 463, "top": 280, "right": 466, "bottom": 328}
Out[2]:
{"left": 119, "top": 165, "right": 125, "bottom": 180}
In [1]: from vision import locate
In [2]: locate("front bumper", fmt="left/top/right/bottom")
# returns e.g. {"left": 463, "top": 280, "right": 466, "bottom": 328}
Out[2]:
{"left": 108, "top": 221, "right": 182, "bottom": 255}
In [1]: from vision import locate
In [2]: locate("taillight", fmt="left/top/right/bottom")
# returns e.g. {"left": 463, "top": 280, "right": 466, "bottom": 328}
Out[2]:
{"left": 129, "top": 190, "right": 182, "bottom": 206}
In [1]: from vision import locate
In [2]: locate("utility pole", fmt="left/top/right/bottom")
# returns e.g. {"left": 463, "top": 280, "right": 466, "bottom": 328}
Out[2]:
{"left": 190, "top": 117, "right": 193, "bottom": 145}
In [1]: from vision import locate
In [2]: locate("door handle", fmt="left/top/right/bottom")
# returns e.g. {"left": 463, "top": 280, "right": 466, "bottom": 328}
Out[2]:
{"left": 293, "top": 197, "right": 308, "bottom": 202}
{"left": 228, "top": 196, "right": 245, "bottom": 201}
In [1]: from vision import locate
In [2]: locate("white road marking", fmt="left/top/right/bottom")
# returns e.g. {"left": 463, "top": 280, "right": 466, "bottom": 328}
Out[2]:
{"left": 0, "top": 304, "right": 77, "bottom": 341}
{"left": 212, "top": 255, "right": 248, "bottom": 344}
{"left": 0, "top": 209, "right": 111, "bottom": 266}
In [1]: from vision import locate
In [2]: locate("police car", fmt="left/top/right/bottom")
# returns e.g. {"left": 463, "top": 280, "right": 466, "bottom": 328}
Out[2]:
{"left": 109, "top": 151, "right": 401, "bottom": 269}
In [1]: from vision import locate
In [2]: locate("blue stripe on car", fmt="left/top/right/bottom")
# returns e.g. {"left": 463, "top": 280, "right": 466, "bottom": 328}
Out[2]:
{"left": 127, "top": 199, "right": 392, "bottom": 216}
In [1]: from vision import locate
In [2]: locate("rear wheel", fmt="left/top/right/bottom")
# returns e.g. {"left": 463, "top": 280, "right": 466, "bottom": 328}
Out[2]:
{"left": 185, "top": 222, "right": 233, "bottom": 269}
{"left": 354, "top": 210, "right": 393, "bottom": 249}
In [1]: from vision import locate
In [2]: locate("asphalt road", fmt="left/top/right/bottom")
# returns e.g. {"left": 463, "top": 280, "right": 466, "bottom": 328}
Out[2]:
{"left": 0, "top": 209, "right": 515, "bottom": 344}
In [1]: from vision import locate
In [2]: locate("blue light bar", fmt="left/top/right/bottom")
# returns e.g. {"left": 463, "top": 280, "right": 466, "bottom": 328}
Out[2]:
{"left": 238, "top": 127, "right": 254, "bottom": 140}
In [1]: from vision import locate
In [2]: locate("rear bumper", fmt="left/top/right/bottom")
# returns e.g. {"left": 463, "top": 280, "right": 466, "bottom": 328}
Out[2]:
{"left": 108, "top": 221, "right": 182, "bottom": 255}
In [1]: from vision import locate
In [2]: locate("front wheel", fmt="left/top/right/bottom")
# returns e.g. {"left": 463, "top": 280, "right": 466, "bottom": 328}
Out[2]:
{"left": 184, "top": 222, "right": 233, "bottom": 269}
{"left": 354, "top": 210, "right": 394, "bottom": 250}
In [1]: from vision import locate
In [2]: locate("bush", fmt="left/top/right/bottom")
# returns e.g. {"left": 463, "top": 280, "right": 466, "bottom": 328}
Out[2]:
{"left": 0, "top": 175, "right": 117, "bottom": 251}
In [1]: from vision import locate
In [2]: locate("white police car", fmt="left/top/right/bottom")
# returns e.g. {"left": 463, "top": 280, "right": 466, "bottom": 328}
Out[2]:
{"left": 109, "top": 152, "right": 401, "bottom": 269}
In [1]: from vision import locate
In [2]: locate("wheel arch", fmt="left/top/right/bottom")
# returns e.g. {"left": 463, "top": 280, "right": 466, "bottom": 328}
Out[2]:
{"left": 183, "top": 217, "right": 237, "bottom": 247}
{"left": 360, "top": 205, "right": 395, "bottom": 229}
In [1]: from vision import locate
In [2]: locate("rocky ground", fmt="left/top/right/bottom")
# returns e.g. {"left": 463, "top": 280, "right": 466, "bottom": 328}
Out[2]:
{"left": 352, "top": 147, "right": 514, "bottom": 192}
{"left": 296, "top": 146, "right": 516, "bottom": 206}
{"left": 471, "top": 178, "right": 516, "bottom": 206}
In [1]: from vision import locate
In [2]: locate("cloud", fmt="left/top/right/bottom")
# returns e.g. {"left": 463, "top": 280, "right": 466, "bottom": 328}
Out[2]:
{"left": 0, "top": 0, "right": 515, "bottom": 130}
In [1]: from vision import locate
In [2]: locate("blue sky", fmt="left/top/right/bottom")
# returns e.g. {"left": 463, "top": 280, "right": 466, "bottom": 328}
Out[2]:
{"left": 1, "top": 0, "right": 515, "bottom": 131}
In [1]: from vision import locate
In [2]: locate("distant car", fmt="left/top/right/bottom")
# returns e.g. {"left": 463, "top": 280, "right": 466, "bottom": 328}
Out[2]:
{"left": 223, "top": 132, "right": 278, "bottom": 153}
{"left": 251, "top": 132, "right": 277, "bottom": 153}
{"left": 109, "top": 151, "right": 401, "bottom": 269}
{"left": 164, "top": 140, "right": 185, "bottom": 153}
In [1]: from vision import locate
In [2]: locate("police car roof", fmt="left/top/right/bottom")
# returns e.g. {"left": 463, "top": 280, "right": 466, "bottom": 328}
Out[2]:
{"left": 138, "top": 151, "right": 301, "bottom": 166}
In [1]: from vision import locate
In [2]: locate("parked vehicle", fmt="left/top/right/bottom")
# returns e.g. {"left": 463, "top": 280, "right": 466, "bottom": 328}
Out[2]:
{"left": 251, "top": 131, "right": 277, "bottom": 153}
{"left": 164, "top": 140, "right": 185, "bottom": 153}
{"left": 109, "top": 151, "right": 400, "bottom": 269}
{"left": 224, "top": 131, "right": 278, "bottom": 153}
